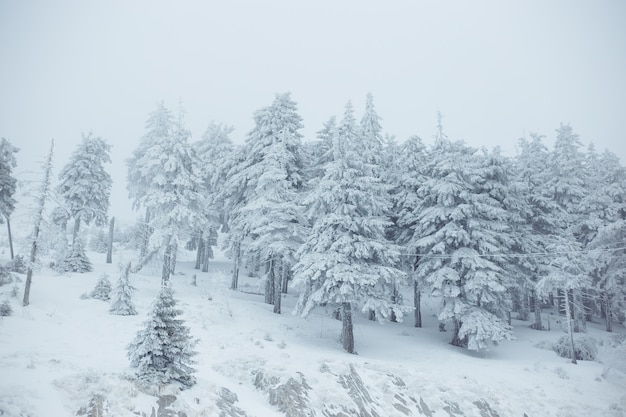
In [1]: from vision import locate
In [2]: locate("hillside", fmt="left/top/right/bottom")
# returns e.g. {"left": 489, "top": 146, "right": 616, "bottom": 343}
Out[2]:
{"left": 1, "top": 248, "right": 625, "bottom": 417}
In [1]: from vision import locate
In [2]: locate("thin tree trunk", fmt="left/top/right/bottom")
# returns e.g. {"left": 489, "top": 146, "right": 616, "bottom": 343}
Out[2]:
{"left": 341, "top": 302, "right": 355, "bottom": 354}
{"left": 106, "top": 216, "right": 114, "bottom": 264}
{"left": 575, "top": 289, "right": 586, "bottom": 332}
{"left": 451, "top": 318, "right": 463, "bottom": 347}
{"left": 194, "top": 233, "right": 203, "bottom": 270}
{"left": 414, "top": 282, "right": 422, "bottom": 328}
{"left": 6, "top": 217, "right": 14, "bottom": 260}
{"left": 72, "top": 216, "right": 81, "bottom": 246}
{"left": 140, "top": 208, "right": 151, "bottom": 257}
{"left": 368, "top": 310, "right": 376, "bottom": 321}
{"left": 170, "top": 241, "right": 177, "bottom": 275}
{"left": 390, "top": 284, "right": 398, "bottom": 323}
{"left": 265, "top": 257, "right": 275, "bottom": 305}
{"left": 281, "top": 264, "right": 289, "bottom": 293}
{"left": 23, "top": 140, "right": 54, "bottom": 307}
{"left": 604, "top": 293, "right": 613, "bottom": 333}
{"left": 273, "top": 259, "right": 282, "bottom": 314}
{"left": 533, "top": 289, "right": 543, "bottom": 330}
{"left": 564, "top": 290, "right": 577, "bottom": 364}
{"left": 131, "top": 248, "right": 157, "bottom": 273}
{"left": 230, "top": 242, "right": 240, "bottom": 290}
{"left": 161, "top": 240, "right": 173, "bottom": 288}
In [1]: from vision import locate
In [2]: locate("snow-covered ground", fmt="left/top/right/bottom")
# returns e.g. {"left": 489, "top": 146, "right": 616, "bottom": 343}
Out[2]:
{"left": 1, "top": 247, "right": 625, "bottom": 416}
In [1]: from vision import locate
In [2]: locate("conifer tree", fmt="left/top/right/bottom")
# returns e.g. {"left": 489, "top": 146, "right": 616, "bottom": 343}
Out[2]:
{"left": 110, "top": 262, "right": 137, "bottom": 315}
{"left": 57, "top": 238, "right": 93, "bottom": 273}
{"left": 127, "top": 286, "right": 198, "bottom": 391}
{"left": 414, "top": 139, "right": 514, "bottom": 350}
{"left": 293, "top": 102, "right": 406, "bottom": 353}
{"left": 57, "top": 132, "right": 112, "bottom": 246}
{"left": 0, "top": 138, "right": 19, "bottom": 259}
{"left": 89, "top": 273, "right": 112, "bottom": 301}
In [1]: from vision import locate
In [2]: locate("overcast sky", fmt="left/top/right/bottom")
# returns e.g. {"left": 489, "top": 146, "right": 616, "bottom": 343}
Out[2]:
{"left": 1, "top": 0, "right": 625, "bottom": 222}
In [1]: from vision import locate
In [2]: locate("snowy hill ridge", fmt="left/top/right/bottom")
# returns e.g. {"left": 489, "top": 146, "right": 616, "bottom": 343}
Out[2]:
{"left": 1, "top": 253, "right": 625, "bottom": 417}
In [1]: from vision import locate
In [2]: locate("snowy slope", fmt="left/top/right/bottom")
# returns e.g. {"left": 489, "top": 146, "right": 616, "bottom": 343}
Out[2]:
{"left": 1, "top": 247, "right": 625, "bottom": 417}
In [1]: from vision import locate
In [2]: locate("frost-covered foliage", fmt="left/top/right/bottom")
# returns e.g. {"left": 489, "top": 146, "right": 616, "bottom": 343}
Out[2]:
{"left": 553, "top": 334, "right": 598, "bottom": 361}
{"left": 0, "top": 265, "right": 14, "bottom": 286}
{"left": 413, "top": 139, "right": 514, "bottom": 349}
{"left": 89, "top": 229, "right": 108, "bottom": 253}
{"left": 6, "top": 255, "right": 27, "bottom": 274}
{"left": 222, "top": 93, "right": 306, "bottom": 297}
{"left": 293, "top": 101, "right": 406, "bottom": 351}
{"left": 56, "top": 239, "right": 93, "bottom": 273}
{"left": 0, "top": 137, "right": 19, "bottom": 221}
{"left": 109, "top": 263, "right": 136, "bottom": 315}
{"left": 89, "top": 274, "right": 111, "bottom": 301}
{"left": 0, "top": 300, "right": 12, "bottom": 316}
{"left": 57, "top": 132, "right": 112, "bottom": 240}
{"left": 127, "top": 286, "right": 198, "bottom": 391}
{"left": 127, "top": 103, "right": 209, "bottom": 285}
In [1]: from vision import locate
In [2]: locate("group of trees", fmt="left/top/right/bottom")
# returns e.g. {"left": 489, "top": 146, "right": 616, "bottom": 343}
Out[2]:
{"left": 3, "top": 92, "right": 625, "bottom": 388}
{"left": 122, "top": 93, "right": 625, "bottom": 357}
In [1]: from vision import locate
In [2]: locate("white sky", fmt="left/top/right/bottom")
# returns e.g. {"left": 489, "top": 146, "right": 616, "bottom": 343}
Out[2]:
{"left": 1, "top": 0, "right": 625, "bottom": 222}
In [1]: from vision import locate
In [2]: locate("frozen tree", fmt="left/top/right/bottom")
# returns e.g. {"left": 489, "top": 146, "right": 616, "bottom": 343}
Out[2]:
{"left": 130, "top": 103, "right": 209, "bottom": 286}
{"left": 110, "top": 262, "right": 137, "bottom": 315}
{"left": 57, "top": 132, "right": 112, "bottom": 246}
{"left": 56, "top": 238, "right": 93, "bottom": 273}
{"left": 0, "top": 138, "right": 19, "bottom": 259}
{"left": 89, "top": 273, "right": 112, "bottom": 301}
{"left": 392, "top": 135, "right": 428, "bottom": 327}
{"left": 359, "top": 92, "right": 384, "bottom": 169}
{"left": 293, "top": 102, "right": 406, "bottom": 353}
{"left": 127, "top": 286, "right": 198, "bottom": 392}
{"left": 222, "top": 93, "right": 306, "bottom": 299}
{"left": 23, "top": 140, "right": 54, "bottom": 306}
{"left": 414, "top": 139, "right": 514, "bottom": 350}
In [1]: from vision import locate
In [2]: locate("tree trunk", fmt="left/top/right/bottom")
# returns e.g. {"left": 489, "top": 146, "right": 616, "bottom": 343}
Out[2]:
{"left": 106, "top": 216, "right": 114, "bottom": 264}
{"left": 564, "top": 289, "right": 577, "bottom": 364}
{"left": 341, "top": 302, "right": 355, "bottom": 354}
{"left": 281, "top": 264, "right": 289, "bottom": 293}
{"left": 161, "top": 240, "right": 173, "bottom": 288}
{"left": 574, "top": 289, "right": 586, "bottom": 332}
{"left": 23, "top": 140, "right": 54, "bottom": 306}
{"left": 604, "top": 293, "right": 613, "bottom": 333}
{"left": 368, "top": 310, "right": 376, "bottom": 321}
{"left": 390, "top": 284, "right": 398, "bottom": 323}
{"left": 140, "top": 208, "right": 151, "bottom": 257}
{"left": 230, "top": 242, "right": 240, "bottom": 290}
{"left": 194, "top": 234, "right": 203, "bottom": 270}
{"left": 170, "top": 241, "right": 177, "bottom": 275}
{"left": 532, "top": 289, "right": 543, "bottom": 330}
{"left": 6, "top": 217, "right": 14, "bottom": 260}
{"left": 414, "top": 282, "right": 422, "bottom": 328}
{"left": 202, "top": 239, "right": 211, "bottom": 273}
{"left": 273, "top": 259, "right": 283, "bottom": 314}
{"left": 451, "top": 318, "right": 463, "bottom": 347}
{"left": 72, "top": 216, "right": 81, "bottom": 246}
{"left": 265, "top": 257, "right": 275, "bottom": 305}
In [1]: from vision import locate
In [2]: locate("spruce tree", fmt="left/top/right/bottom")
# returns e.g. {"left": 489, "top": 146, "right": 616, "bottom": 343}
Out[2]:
{"left": 293, "top": 102, "right": 406, "bottom": 353}
{"left": 0, "top": 138, "right": 19, "bottom": 259}
{"left": 127, "top": 286, "right": 198, "bottom": 391}
{"left": 89, "top": 273, "right": 112, "bottom": 301}
{"left": 110, "top": 262, "right": 137, "bottom": 315}
{"left": 57, "top": 238, "right": 93, "bottom": 273}
{"left": 57, "top": 132, "right": 112, "bottom": 246}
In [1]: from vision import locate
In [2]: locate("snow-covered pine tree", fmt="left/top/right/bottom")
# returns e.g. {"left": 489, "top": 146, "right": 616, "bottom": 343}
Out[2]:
{"left": 110, "top": 262, "right": 137, "bottom": 315}
{"left": 513, "top": 133, "right": 560, "bottom": 330}
{"left": 23, "top": 140, "right": 54, "bottom": 307}
{"left": 57, "top": 238, "right": 93, "bottom": 273}
{"left": 57, "top": 132, "right": 112, "bottom": 246}
{"left": 89, "top": 273, "right": 112, "bottom": 301}
{"left": 392, "top": 135, "right": 428, "bottom": 327}
{"left": 222, "top": 93, "right": 306, "bottom": 302}
{"left": 0, "top": 138, "right": 19, "bottom": 259}
{"left": 293, "top": 102, "right": 406, "bottom": 353}
{"left": 127, "top": 286, "right": 198, "bottom": 392}
{"left": 131, "top": 103, "right": 209, "bottom": 286}
{"left": 414, "top": 139, "right": 514, "bottom": 350}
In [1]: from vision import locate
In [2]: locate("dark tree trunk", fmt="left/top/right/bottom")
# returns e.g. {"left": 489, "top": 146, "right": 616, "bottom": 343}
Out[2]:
{"left": 564, "top": 290, "right": 577, "bottom": 364}
{"left": 368, "top": 310, "right": 376, "bottom": 321}
{"left": 281, "top": 264, "right": 289, "bottom": 293}
{"left": 390, "top": 284, "right": 398, "bottom": 323}
{"left": 170, "top": 241, "right": 177, "bottom": 275}
{"left": 106, "top": 216, "right": 114, "bottom": 264}
{"left": 532, "top": 289, "right": 543, "bottom": 330}
{"left": 414, "top": 282, "right": 422, "bottom": 328}
{"left": 273, "top": 259, "right": 283, "bottom": 314}
{"left": 202, "top": 239, "right": 211, "bottom": 273}
{"left": 451, "top": 318, "right": 464, "bottom": 347}
{"left": 341, "top": 302, "right": 355, "bottom": 354}
{"left": 23, "top": 224, "right": 39, "bottom": 306}
{"left": 604, "top": 293, "right": 613, "bottom": 333}
{"left": 230, "top": 242, "right": 240, "bottom": 290}
{"left": 6, "top": 217, "right": 14, "bottom": 260}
